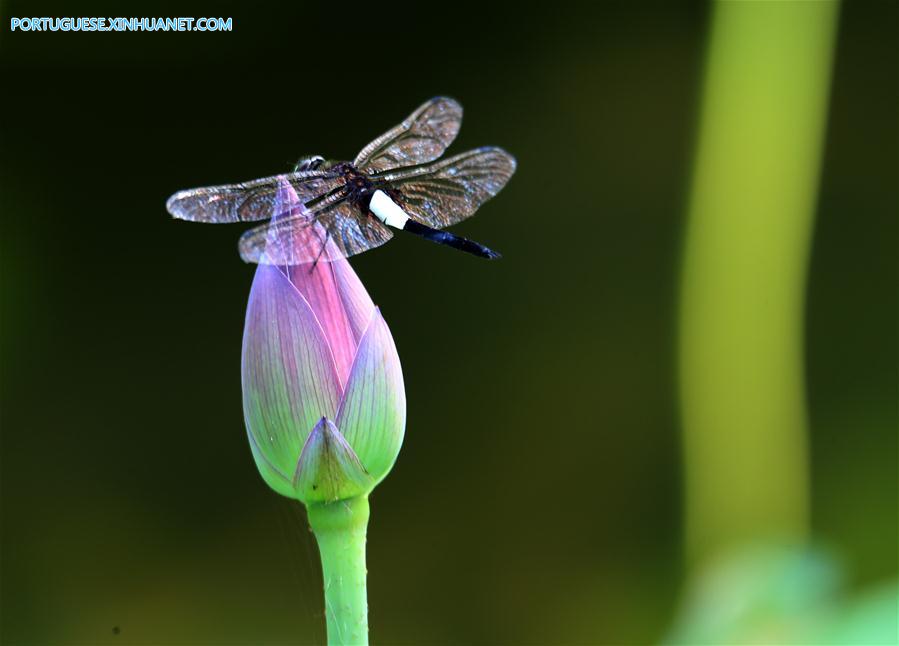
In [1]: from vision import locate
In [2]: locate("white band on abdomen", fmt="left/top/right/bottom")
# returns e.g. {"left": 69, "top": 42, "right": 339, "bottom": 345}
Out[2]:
{"left": 369, "top": 190, "right": 410, "bottom": 229}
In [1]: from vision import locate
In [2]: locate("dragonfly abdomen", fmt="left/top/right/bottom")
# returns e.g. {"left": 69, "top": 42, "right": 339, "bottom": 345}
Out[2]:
{"left": 402, "top": 219, "right": 500, "bottom": 260}
{"left": 369, "top": 190, "right": 410, "bottom": 229}
{"left": 368, "top": 189, "right": 499, "bottom": 259}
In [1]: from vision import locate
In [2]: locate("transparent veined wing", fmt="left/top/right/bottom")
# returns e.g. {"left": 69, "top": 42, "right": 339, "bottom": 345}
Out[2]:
{"left": 238, "top": 194, "right": 393, "bottom": 265}
{"left": 375, "top": 147, "right": 516, "bottom": 229}
{"left": 353, "top": 97, "right": 463, "bottom": 173}
{"left": 329, "top": 203, "right": 394, "bottom": 260}
{"left": 166, "top": 170, "right": 341, "bottom": 223}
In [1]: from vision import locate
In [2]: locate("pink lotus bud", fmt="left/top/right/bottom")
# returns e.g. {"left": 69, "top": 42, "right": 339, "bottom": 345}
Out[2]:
{"left": 241, "top": 181, "right": 405, "bottom": 504}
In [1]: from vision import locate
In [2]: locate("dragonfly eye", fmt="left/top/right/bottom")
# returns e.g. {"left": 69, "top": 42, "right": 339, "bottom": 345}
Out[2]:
{"left": 294, "top": 155, "right": 325, "bottom": 172}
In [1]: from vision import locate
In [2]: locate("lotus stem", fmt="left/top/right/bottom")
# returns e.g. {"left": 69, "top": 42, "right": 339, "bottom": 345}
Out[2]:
{"left": 679, "top": 1, "right": 839, "bottom": 561}
{"left": 307, "top": 496, "right": 370, "bottom": 646}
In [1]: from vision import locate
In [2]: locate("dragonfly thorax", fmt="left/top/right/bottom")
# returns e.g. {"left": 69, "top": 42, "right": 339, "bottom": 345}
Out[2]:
{"left": 339, "top": 163, "right": 378, "bottom": 210}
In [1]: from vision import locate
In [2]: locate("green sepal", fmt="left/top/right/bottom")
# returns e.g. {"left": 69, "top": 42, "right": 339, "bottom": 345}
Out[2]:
{"left": 293, "top": 417, "right": 374, "bottom": 504}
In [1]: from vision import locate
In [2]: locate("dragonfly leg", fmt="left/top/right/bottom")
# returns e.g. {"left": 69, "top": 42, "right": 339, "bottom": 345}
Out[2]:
{"left": 309, "top": 228, "right": 332, "bottom": 274}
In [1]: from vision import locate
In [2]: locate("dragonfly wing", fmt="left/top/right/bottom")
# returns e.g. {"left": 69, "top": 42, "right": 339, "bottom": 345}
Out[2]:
{"left": 329, "top": 203, "right": 395, "bottom": 260}
{"left": 238, "top": 198, "right": 393, "bottom": 265}
{"left": 376, "top": 147, "right": 516, "bottom": 228}
{"left": 353, "top": 97, "right": 463, "bottom": 173}
{"left": 166, "top": 170, "right": 341, "bottom": 223}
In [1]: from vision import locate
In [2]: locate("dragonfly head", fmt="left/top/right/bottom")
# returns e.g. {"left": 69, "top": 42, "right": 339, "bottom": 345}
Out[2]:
{"left": 293, "top": 155, "right": 326, "bottom": 172}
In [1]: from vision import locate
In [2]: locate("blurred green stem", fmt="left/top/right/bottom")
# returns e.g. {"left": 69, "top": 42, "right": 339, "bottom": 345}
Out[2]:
{"left": 307, "top": 496, "right": 370, "bottom": 646}
{"left": 679, "top": 1, "right": 839, "bottom": 562}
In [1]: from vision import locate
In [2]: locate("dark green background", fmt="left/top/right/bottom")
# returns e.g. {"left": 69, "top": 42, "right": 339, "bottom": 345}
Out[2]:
{"left": 1, "top": 2, "right": 895, "bottom": 644}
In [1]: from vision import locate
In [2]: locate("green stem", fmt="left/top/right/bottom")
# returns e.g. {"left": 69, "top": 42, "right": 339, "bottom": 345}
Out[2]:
{"left": 307, "top": 496, "right": 370, "bottom": 646}
{"left": 679, "top": 1, "right": 839, "bottom": 562}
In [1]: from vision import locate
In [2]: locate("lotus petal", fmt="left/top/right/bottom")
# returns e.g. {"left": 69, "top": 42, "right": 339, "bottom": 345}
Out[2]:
{"left": 335, "top": 308, "right": 406, "bottom": 482}
{"left": 273, "top": 180, "right": 376, "bottom": 386}
{"left": 242, "top": 264, "right": 342, "bottom": 476}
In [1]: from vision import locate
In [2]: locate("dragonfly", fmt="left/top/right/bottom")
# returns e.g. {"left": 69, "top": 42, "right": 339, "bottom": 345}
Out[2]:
{"left": 166, "top": 97, "right": 516, "bottom": 265}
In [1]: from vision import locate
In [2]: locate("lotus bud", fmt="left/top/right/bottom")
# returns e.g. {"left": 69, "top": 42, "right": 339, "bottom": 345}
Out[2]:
{"left": 241, "top": 181, "right": 406, "bottom": 504}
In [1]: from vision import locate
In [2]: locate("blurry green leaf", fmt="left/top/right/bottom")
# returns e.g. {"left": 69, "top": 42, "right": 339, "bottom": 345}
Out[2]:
{"left": 665, "top": 543, "right": 898, "bottom": 645}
